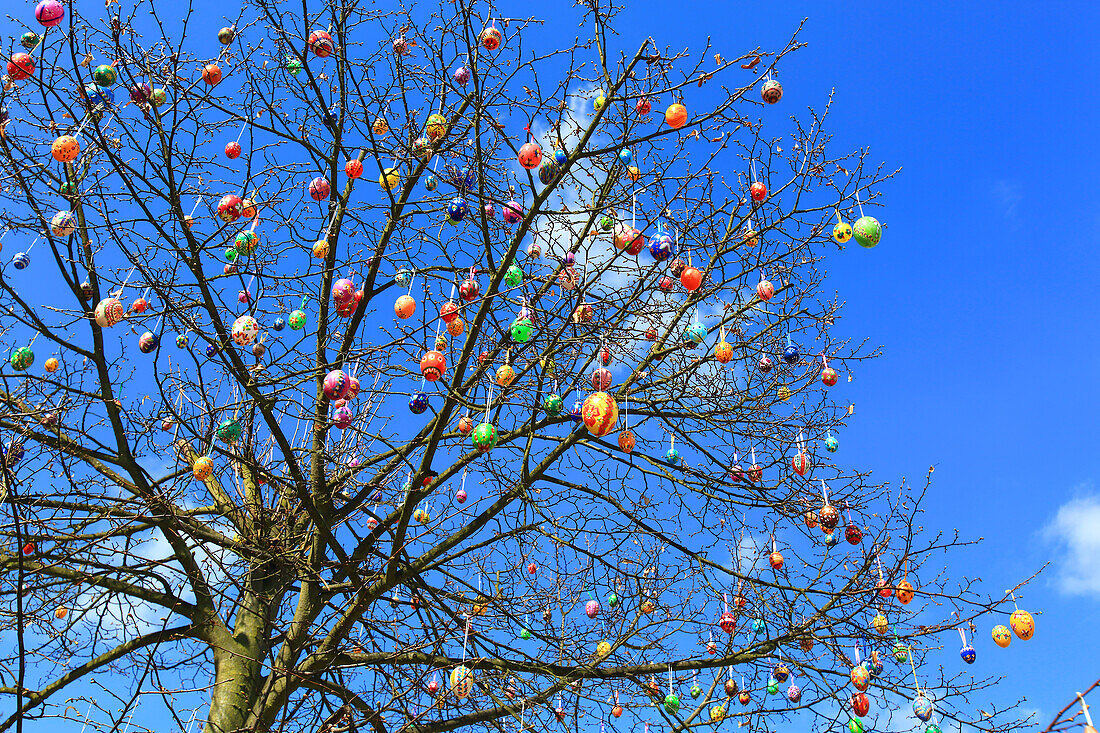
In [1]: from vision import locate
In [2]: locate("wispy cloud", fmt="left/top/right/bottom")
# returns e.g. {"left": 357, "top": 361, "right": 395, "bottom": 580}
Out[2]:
{"left": 1042, "top": 488, "right": 1100, "bottom": 596}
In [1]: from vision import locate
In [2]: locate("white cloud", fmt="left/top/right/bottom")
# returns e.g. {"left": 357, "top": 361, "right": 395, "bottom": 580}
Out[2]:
{"left": 1042, "top": 491, "right": 1100, "bottom": 596}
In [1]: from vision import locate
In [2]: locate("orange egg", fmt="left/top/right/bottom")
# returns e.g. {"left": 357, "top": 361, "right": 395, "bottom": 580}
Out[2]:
{"left": 665, "top": 103, "right": 687, "bottom": 129}
{"left": 202, "top": 63, "right": 222, "bottom": 85}
{"left": 895, "top": 580, "right": 915, "bottom": 605}
{"left": 1009, "top": 609, "right": 1034, "bottom": 640}
{"left": 681, "top": 266, "right": 703, "bottom": 291}
{"left": 44, "top": 357, "right": 59, "bottom": 373}
{"left": 447, "top": 317, "right": 465, "bottom": 337}
{"left": 394, "top": 295, "right": 416, "bottom": 319}
{"left": 51, "top": 135, "right": 80, "bottom": 163}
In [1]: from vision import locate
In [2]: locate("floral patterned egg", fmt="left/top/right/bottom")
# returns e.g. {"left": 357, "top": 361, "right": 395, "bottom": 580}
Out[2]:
{"left": 231, "top": 315, "right": 259, "bottom": 346}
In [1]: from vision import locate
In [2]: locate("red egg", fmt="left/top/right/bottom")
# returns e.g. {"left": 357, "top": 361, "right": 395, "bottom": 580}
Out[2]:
{"left": 518, "top": 142, "right": 542, "bottom": 170}
{"left": 440, "top": 300, "right": 460, "bottom": 323}
{"left": 345, "top": 159, "right": 363, "bottom": 178}
{"left": 681, "top": 266, "right": 704, "bottom": 292}
{"left": 756, "top": 279, "right": 775, "bottom": 301}
{"left": 821, "top": 367, "right": 839, "bottom": 386}
{"left": 750, "top": 182, "right": 768, "bottom": 202}
{"left": 851, "top": 693, "right": 869, "bottom": 717}
{"left": 769, "top": 551, "right": 784, "bottom": 570}
{"left": 845, "top": 524, "right": 862, "bottom": 545}
{"left": 636, "top": 98, "right": 652, "bottom": 115}
{"left": 225, "top": 142, "right": 241, "bottom": 159}
{"left": 528, "top": 562, "right": 537, "bottom": 574}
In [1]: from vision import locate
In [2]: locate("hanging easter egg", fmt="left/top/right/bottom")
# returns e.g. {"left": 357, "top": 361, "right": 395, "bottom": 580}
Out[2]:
{"left": 409, "top": 391, "right": 429, "bottom": 414}
{"left": 240, "top": 198, "right": 257, "bottom": 220}
{"left": 593, "top": 92, "right": 606, "bottom": 111}
{"left": 215, "top": 418, "right": 242, "bottom": 445}
{"left": 457, "top": 415, "right": 474, "bottom": 435}
{"left": 681, "top": 266, "right": 704, "bottom": 292}
{"left": 518, "top": 141, "right": 542, "bottom": 169}
{"left": 230, "top": 315, "right": 259, "bottom": 346}
{"left": 504, "top": 264, "right": 524, "bottom": 287}
{"left": 912, "top": 696, "right": 934, "bottom": 722}
{"left": 308, "top": 177, "right": 330, "bottom": 201}
{"left": 758, "top": 355, "right": 773, "bottom": 373}
{"left": 688, "top": 683, "right": 702, "bottom": 700}
{"left": 502, "top": 200, "right": 523, "bottom": 224}
{"left": 767, "top": 678, "right": 779, "bottom": 695}
{"left": 826, "top": 435, "right": 840, "bottom": 452}
{"left": 613, "top": 223, "right": 645, "bottom": 255}
{"left": 479, "top": 25, "right": 501, "bottom": 50}
{"left": 991, "top": 624, "right": 1011, "bottom": 647}
{"left": 225, "top": 141, "right": 242, "bottom": 159}
{"left": 715, "top": 341, "right": 733, "bottom": 364}
{"left": 448, "top": 197, "right": 468, "bottom": 222}
{"left": 202, "top": 63, "right": 222, "bottom": 86}
{"left": 750, "top": 182, "right": 768, "bottom": 202}
{"left": 851, "top": 693, "right": 870, "bottom": 717}
{"left": 323, "top": 370, "right": 350, "bottom": 400}
{"left": 20, "top": 32, "right": 40, "bottom": 50}
{"left": 420, "top": 350, "right": 446, "bottom": 381}
{"left": 308, "top": 29, "right": 334, "bottom": 57}
{"left": 394, "top": 268, "right": 414, "bottom": 287}
{"left": 665, "top": 103, "right": 687, "bottom": 129}
{"left": 591, "top": 367, "right": 612, "bottom": 391}
{"left": 663, "top": 694, "right": 680, "bottom": 714}
{"left": 192, "top": 455, "right": 214, "bottom": 481}
{"left": 685, "top": 322, "right": 707, "bottom": 344}
{"left": 217, "top": 194, "right": 243, "bottom": 223}
{"left": 771, "top": 662, "right": 790, "bottom": 683}
{"left": 782, "top": 341, "right": 800, "bottom": 364}
{"left": 424, "top": 113, "right": 447, "bottom": 142}
{"left": 658, "top": 275, "right": 674, "bottom": 292}
{"left": 394, "top": 295, "right": 416, "bottom": 319}
{"left": 50, "top": 210, "right": 75, "bottom": 238}
{"left": 786, "top": 684, "right": 802, "bottom": 703}
{"left": 853, "top": 216, "right": 882, "bottom": 248}
{"left": 756, "top": 279, "right": 775, "bottom": 301}
{"left": 872, "top": 613, "right": 889, "bottom": 635}
{"left": 778, "top": 385, "right": 791, "bottom": 401}
{"left": 218, "top": 26, "right": 236, "bottom": 44}
{"left": 8, "top": 53, "right": 35, "bottom": 81}
{"left": 506, "top": 316, "right": 532, "bottom": 343}
{"left": 895, "top": 579, "right": 915, "bottom": 604}
{"left": 471, "top": 422, "right": 498, "bottom": 453}
{"left": 235, "top": 231, "right": 258, "bottom": 256}
{"left": 378, "top": 165, "right": 400, "bottom": 188}
{"left": 83, "top": 83, "right": 114, "bottom": 109}
{"left": 538, "top": 159, "right": 559, "bottom": 185}
{"left": 710, "top": 705, "right": 726, "bottom": 722}
{"left": 819, "top": 503, "right": 839, "bottom": 530}
{"left": 617, "top": 148, "right": 633, "bottom": 167}
{"left": 35, "top": 0, "right": 65, "bottom": 27}
{"left": 51, "top": 134, "right": 79, "bottom": 162}
{"left": 581, "top": 392, "right": 619, "bottom": 438}
{"left": 769, "top": 551, "right": 784, "bottom": 570}
{"left": 585, "top": 598, "right": 600, "bottom": 618}
{"left": 543, "top": 393, "right": 564, "bottom": 416}
{"left": 848, "top": 718, "right": 865, "bottom": 733}
{"left": 718, "top": 610, "right": 736, "bottom": 633}
{"left": 1009, "top": 609, "right": 1034, "bottom": 640}
{"left": 845, "top": 523, "right": 862, "bottom": 544}
{"left": 310, "top": 239, "right": 329, "bottom": 259}
{"left": 495, "top": 364, "right": 515, "bottom": 387}
{"left": 833, "top": 221, "right": 853, "bottom": 243}
{"left": 9, "top": 346, "right": 34, "bottom": 371}
{"left": 960, "top": 642, "right": 976, "bottom": 664}
{"left": 761, "top": 78, "right": 783, "bottom": 104}
{"left": 850, "top": 665, "right": 869, "bottom": 691}
{"left": 649, "top": 232, "right": 675, "bottom": 261}
{"left": 876, "top": 579, "right": 893, "bottom": 597}
{"left": 176, "top": 333, "right": 189, "bottom": 348}
{"left": 447, "top": 317, "right": 465, "bottom": 336}
{"left": 92, "top": 64, "right": 118, "bottom": 87}
{"left": 452, "top": 64, "right": 471, "bottom": 85}
{"left": 289, "top": 309, "right": 307, "bottom": 330}
{"left": 666, "top": 447, "right": 680, "bottom": 465}
{"left": 340, "top": 158, "right": 363, "bottom": 180}
{"left": 927, "top": 725, "right": 943, "bottom": 733}
{"left": 43, "top": 356, "right": 59, "bottom": 373}
{"left": 892, "top": 642, "right": 909, "bottom": 663}
{"left": 450, "top": 665, "right": 473, "bottom": 699}
{"left": 791, "top": 450, "right": 810, "bottom": 476}
{"left": 94, "top": 297, "right": 125, "bottom": 327}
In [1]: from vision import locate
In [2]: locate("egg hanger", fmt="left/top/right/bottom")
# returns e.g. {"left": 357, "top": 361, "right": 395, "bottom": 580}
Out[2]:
{"left": 1077, "top": 693, "right": 1095, "bottom": 731}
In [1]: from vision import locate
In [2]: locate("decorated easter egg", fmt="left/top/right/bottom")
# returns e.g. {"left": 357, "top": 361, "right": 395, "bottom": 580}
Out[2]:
{"left": 715, "top": 341, "right": 733, "bottom": 363}
{"left": 787, "top": 684, "right": 802, "bottom": 703}
{"left": 9, "top": 346, "right": 34, "bottom": 371}
{"left": 761, "top": 79, "right": 783, "bottom": 104}
{"left": 231, "top": 315, "right": 259, "bottom": 346}
{"left": 751, "top": 618, "right": 765, "bottom": 634}
{"left": 826, "top": 435, "right": 840, "bottom": 452}
{"left": 649, "top": 232, "right": 675, "bottom": 261}
{"left": 1009, "top": 609, "right": 1034, "bottom": 640}
{"left": 992, "top": 624, "right": 1011, "bottom": 647}
{"left": 518, "top": 141, "right": 542, "bottom": 169}
{"left": 394, "top": 295, "right": 416, "bottom": 319}
{"left": 853, "top": 216, "right": 882, "bottom": 248}
{"left": 95, "top": 297, "right": 125, "bottom": 327}
{"left": 202, "top": 63, "right": 222, "bottom": 85}
{"left": 750, "top": 182, "right": 768, "bottom": 202}
{"left": 288, "top": 309, "right": 306, "bottom": 330}
{"left": 822, "top": 367, "right": 839, "bottom": 386}
{"left": 509, "top": 317, "right": 533, "bottom": 343}
{"left": 791, "top": 451, "right": 810, "bottom": 476}
{"left": 408, "top": 391, "right": 429, "bottom": 414}
{"left": 872, "top": 613, "right": 889, "bottom": 635}
{"left": 21, "top": 32, "right": 40, "bottom": 50}
{"left": 893, "top": 642, "right": 909, "bottom": 662}
{"left": 479, "top": 25, "right": 501, "bottom": 50}
{"left": 8, "top": 53, "right": 35, "bottom": 81}
{"left": 52, "top": 134, "right": 80, "bottom": 162}
{"left": 323, "top": 370, "right": 350, "bottom": 400}
{"left": 758, "top": 355, "right": 773, "bottom": 373}
{"left": 666, "top": 447, "right": 680, "bottom": 465}
{"left": 471, "top": 422, "right": 498, "bottom": 453}
{"left": 50, "top": 210, "right": 75, "bottom": 237}
{"left": 850, "top": 665, "right": 869, "bottom": 690}
{"left": 453, "top": 65, "right": 471, "bottom": 85}
{"left": 913, "top": 696, "right": 933, "bottom": 722}
{"left": 895, "top": 580, "right": 915, "bottom": 604}
{"left": 585, "top": 598, "right": 600, "bottom": 618}
{"left": 35, "top": 0, "right": 65, "bottom": 27}
{"left": 450, "top": 665, "right": 473, "bottom": 698}
{"left": 582, "top": 392, "right": 618, "bottom": 437}
{"left": 538, "top": 158, "right": 559, "bottom": 185}
{"left": 665, "top": 103, "right": 687, "bottom": 129}
{"left": 663, "top": 694, "right": 680, "bottom": 714}
{"left": 420, "top": 350, "right": 446, "bottom": 381}
{"left": 773, "top": 662, "right": 790, "bottom": 682}
{"left": 960, "top": 643, "right": 976, "bottom": 664}
{"left": 833, "top": 221, "right": 853, "bottom": 243}
{"left": 819, "top": 504, "right": 840, "bottom": 530}
{"left": 308, "top": 177, "right": 330, "bottom": 201}
{"left": 681, "top": 266, "right": 704, "bottom": 291}
{"left": 851, "top": 693, "right": 869, "bottom": 717}
{"left": 710, "top": 705, "right": 726, "bottom": 722}
{"left": 757, "top": 279, "right": 775, "bottom": 301}
{"left": 848, "top": 717, "right": 865, "bottom": 733}
{"left": 448, "top": 197, "right": 468, "bottom": 222}
{"left": 782, "top": 343, "right": 800, "bottom": 364}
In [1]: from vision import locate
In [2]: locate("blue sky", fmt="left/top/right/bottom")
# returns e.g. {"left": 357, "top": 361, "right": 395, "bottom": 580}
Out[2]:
{"left": 5, "top": 0, "right": 1100, "bottom": 729}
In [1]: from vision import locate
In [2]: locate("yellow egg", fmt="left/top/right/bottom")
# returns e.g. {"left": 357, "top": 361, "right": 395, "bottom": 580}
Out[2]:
{"left": 872, "top": 613, "right": 889, "bottom": 635}
{"left": 379, "top": 167, "right": 401, "bottom": 190}
{"left": 596, "top": 640, "right": 611, "bottom": 657}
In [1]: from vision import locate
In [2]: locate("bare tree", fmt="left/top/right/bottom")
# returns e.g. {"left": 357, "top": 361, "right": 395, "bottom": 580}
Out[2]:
{"left": 0, "top": 1, "right": 1033, "bottom": 732}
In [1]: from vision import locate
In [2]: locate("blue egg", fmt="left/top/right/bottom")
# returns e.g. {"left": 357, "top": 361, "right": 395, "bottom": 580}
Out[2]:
{"left": 3, "top": 442, "right": 26, "bottom": 465}
{"left": 409, "top": 391, "right": 429, "bottom": 414}
{"left": 371, "top": 489, "right": 384, "bottom": 502}
{"left": 274, "top": 318, "right": 286, "bottom": 331}
{"left": 751, "top": 618, "right": 765, "bottom": 634}
{"left": 554, "top": 149, "right": 567, "bottom": 165}
{"left": 665, "top": 447, "right": 680, "bottom": 465}
{"left": 685, "top": 322, "right": 707, "bottom": 344}
{"left": 618, "top": 148, "right": 633, "bottom": 166}
{"left": 649, "top": 233, "right": 675, "bottom": 261}
{"left": 824, "top": 532, "right": 839, "bottom": 547}
{"left": 569, "top": 399, "right": 583, "bottom": 422}
{"left": 425, "top": 174, "right": 437, "bottom": 191}
{"left": 12, "top": 253, "right": 29, "bottom": 269}
{"left": 782, "top": 344, "right": 799, "bottom": 364}
{"left": 448, "top": 197, "right": 468, "bottom": 221}
{"left": 205, "top": 345, "right": 217, "bottom": 357}
{"left": 960, "top": 644, "right": 976, "bottom": 664}
{"left": 825, "top": 436, "right": 839, "bottom": 453}
{"left": 84, "top": 83, "right": 114, "bottom": 108}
